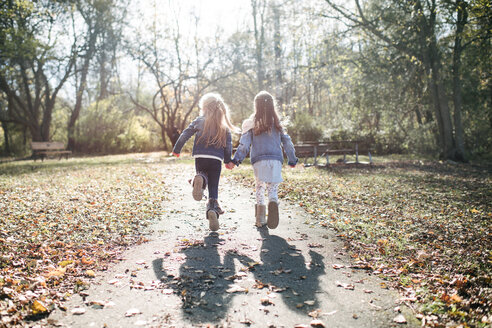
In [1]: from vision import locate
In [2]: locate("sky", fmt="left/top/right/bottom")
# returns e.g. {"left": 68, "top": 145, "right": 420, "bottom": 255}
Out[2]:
{"left": 130, "top": 0, "right": 251, "bottom": 39}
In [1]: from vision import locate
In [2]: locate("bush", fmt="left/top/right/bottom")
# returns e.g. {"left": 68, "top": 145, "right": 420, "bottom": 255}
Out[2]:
{"left": 76, "top": 95, "right": 161, "bottom": 154}
{"left": 287, "top": 112, "right": 324, "bottom": 144}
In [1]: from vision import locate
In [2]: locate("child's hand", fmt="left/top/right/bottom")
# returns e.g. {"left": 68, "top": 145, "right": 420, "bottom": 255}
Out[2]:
{"left": 172, "top": 152, "right": 180, "bottom": 157}
{"left": 225, "top": 162, "right": 235, "bottom": 170}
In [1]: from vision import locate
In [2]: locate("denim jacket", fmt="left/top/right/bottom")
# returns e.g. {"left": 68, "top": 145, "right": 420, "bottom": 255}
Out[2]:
{"left": 232, "top": 119, "right": 298, "bottom": 166}
{"left": 173, "top": 116, "right": 232, "bottom": 163}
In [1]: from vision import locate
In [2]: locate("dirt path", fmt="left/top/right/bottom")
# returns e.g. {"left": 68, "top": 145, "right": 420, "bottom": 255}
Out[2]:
{"left": 47, "top": 163, "right": 418, "bottom": 328}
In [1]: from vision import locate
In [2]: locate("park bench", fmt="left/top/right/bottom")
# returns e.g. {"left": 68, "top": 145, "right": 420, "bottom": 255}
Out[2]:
{"left": 294, "top": 141, "right": 373, "bottom": 167}
{"left": 31, "top": 141, "right": 72, "bottom": 161}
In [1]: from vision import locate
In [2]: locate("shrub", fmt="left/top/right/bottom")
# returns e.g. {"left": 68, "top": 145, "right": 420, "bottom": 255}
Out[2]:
{"left": 287, "top": 112, "right": 324, "bottom": 144}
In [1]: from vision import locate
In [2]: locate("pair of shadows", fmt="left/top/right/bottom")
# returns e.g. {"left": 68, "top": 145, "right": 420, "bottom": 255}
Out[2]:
{"left": 152, "top": 229, "right": 325, "bottom": 325}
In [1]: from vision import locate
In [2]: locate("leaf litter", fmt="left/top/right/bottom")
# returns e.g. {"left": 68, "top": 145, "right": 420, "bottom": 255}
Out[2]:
{"left": 0, "top": 156, "right": 168, "bottom": 326}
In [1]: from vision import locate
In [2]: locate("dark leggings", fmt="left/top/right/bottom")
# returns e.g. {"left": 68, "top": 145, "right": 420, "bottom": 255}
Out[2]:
{"left": 195, "top": 158, "right": 222, "bottom": 200}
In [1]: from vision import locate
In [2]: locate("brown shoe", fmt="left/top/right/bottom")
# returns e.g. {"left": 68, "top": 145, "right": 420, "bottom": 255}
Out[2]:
{"left": 206, "top": 209, "right": 219, "bottom": 231}
{"left": 207, "top": 198, "right": 225, "bottom": 215}
{"left": 192, "top": 174, "right": 205, "bottom": 201}
{"left": 255, "top": 204, "right": 267, "bottom": 227}
{"left": 267, "top": 201, "right": 279, "bottom": 229}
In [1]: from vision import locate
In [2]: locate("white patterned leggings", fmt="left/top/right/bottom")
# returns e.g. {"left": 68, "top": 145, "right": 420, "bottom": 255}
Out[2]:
{"left": 255, "top": 177, "right": 280, "bottom": 205}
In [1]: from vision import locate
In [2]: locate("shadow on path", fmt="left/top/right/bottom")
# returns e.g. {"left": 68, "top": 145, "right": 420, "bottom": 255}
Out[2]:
{"left": 152, "top": 233, "right": 249, "bottom": 324}
{"left": 152, "top": 229, "right": 325, "bottom": 325}
{"left": 254, "top": 227, "right": 325, "bottom": 311}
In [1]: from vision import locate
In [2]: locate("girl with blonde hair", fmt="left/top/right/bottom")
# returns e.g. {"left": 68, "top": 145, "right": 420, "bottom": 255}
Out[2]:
{"left": 173, "top": 93, "right": 236, "bottom": 231}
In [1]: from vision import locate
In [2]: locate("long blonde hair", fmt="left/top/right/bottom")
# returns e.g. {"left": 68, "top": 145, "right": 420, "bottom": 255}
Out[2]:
{"left": 253, "top": 91, "right": 282, "bottom": 135}
{"left": 198, "top": 93, "right": 236, "bottom": 148}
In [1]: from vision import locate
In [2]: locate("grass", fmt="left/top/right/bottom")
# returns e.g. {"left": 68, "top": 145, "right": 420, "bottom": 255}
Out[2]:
{"left": 1, "top": 152, "right": 490, "bottom": 327}
{"left": 224, "top": 157, "right": 492, "bottom": 328}
{"left": 0, "top": 152, "right": 177, "bottom": 326}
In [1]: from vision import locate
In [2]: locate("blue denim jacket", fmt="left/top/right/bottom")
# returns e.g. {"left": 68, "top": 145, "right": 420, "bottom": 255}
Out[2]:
{"left": 232, "top": 119, "right": 298, "bottom": 166}
{"left": 173, "top": 116, "right": 232, "bottom": 163}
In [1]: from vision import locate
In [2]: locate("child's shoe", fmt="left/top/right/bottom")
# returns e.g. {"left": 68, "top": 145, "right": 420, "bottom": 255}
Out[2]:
{"left": 255, "top": 204, "right": 267, "bottom": 227}
{"left": 207, "top": 210, "right": 219, "bottom": 231}
{"left": 215, "top": 200, "right": 225, "bottom": 215}
{"left": 192, "top": 173, "right": 206, "bottom": 201}
{"left": 207, "top": 198, "right": 224, "bottom": 215}
{"left": 206, "top": 199, "right": 220, "bottom": 231}
{"left": 267, "top": 201, "right": 279, "bottom": 229}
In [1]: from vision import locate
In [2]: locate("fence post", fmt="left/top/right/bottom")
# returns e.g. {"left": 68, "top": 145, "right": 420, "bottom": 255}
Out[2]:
{"left": 313, "top": 145, "right": 318, "bottom": 166}
{"left": 355, "top": 142, "right": 359, "bottom": 164}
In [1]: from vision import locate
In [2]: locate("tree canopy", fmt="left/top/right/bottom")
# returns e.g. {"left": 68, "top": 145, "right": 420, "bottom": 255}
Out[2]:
{"left": 0, "top": 0, "right": 490, "bottom": 160}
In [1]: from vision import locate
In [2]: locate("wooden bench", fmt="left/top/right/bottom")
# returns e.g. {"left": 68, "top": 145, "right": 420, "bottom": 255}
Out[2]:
{"left": 31, "top": 142, "right": 72, "bottom": 161}
{"left": 295, "top": 141, "right": 372, "bottom": 167}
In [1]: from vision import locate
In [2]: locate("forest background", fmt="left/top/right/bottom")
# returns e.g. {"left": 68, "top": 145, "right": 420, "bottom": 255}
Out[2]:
{"left": 0, "top": 0, "right": 490, "bottom": 161}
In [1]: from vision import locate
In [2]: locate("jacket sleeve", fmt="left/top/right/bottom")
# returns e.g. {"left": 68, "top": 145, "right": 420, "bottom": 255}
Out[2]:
{"left": 281, "top": 132, "right": 298, "bottom": 166}
{"left": 172, "top": 118, "right": 199, "bottom": 154}
{"left": 224, "top": 130, "right": 232, "bottom": 163}
{"left": 232, "top": 130, "right": 253, "bottom": 166}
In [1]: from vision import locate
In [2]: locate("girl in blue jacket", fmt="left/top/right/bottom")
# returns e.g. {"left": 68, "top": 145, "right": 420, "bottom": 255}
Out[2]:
{"left": 229, "top": 91, "right": 298, "bottom": 229}
{"left": 173, "top": 93, "right": 235, "bottom": 231}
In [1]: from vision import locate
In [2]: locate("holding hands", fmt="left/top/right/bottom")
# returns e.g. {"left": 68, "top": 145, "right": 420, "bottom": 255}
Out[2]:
{"left": 225, "top": 162, "right": 235, "bottom": 170}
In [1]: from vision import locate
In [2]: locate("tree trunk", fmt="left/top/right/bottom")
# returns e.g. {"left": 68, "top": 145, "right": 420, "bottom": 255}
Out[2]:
{"left": 40, "top": 105, "right": 52, "bottom": 141}
{"left": 273, "top": 2, "right": 283, "bottom": 107}
{"left": 98, "top": 47, "right": 109, "bottom": 101}
{"left": 435, "top": 74, "right": 456, "bottom": 159}
{"left": 452, "top": 0, "right": 467, "bottom": 161}
{"left": 1, "top": 121, "right": 10, "bottom": 154}
{"left": 418, "top": 0, "right": 458, "bottom": 160}
{"left": 68, "top": 28, "right": 97, "bottom": 151}
{"left": 252, "top": 0, "right": 266, "bottom": 91}
{"left": 424, "top": 52, "right": 456, "bottom": 160}
{"left": 160, "top": 126, "right": 169, "bottom": 151}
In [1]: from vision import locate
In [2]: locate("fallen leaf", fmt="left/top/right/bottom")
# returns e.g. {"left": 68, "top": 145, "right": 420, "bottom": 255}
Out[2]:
{"left": 89, "top": 300, "right": 106, "bottom": 308}
{"left": 31, "top": 300, "right": 48, "bottom": 315}
{"left": 125, "top": 308, "right": 141, "bottom": 317}
{"left": 71, "top": 307, "right": 86, "bottom": 315}
{"left": 58, "top": 260, "right": 73, "bottom": 267}
{"left": 81, "top": 257, "right": 94, "bottom": 265}
{"left": 393, "top": 314, "right": 407, "bottom": 324}
{"left": 336, "top": 281, "right": 355, "bottom": 290}
{"left": 46, "top": 267, "right": 67, "bottom": 278}
{"left": 450, "top": 293, "right": 462, "bottom": 303}
{"left": 85, "top": 270, "right": 95, "bottom": 278}
{"left": 332, "top": 264, "right": 345, "bottom": 270}
{"left": 226, "top": 285, "right": 247, "bottom": 293}
{"left": 310, "top": 319, "right": 326, "bottom": 327}
{"left": 304, "top": 300, "right": 315, "bottom": 306}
